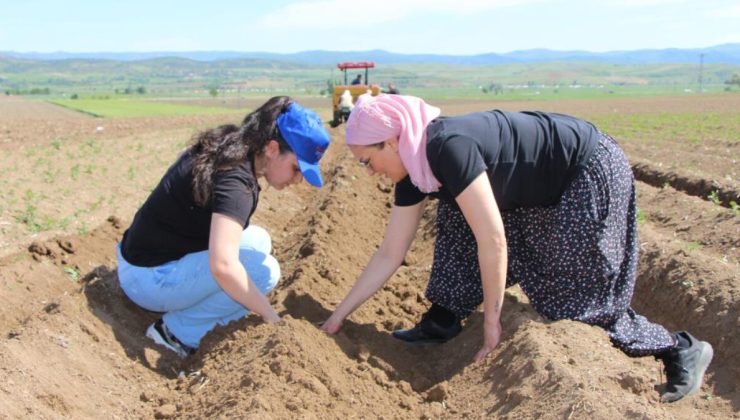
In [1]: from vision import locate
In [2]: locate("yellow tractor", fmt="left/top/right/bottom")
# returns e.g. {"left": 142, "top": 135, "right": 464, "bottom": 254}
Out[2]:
{"left": 329, "top": 61, "right": 381, "bottom": 127}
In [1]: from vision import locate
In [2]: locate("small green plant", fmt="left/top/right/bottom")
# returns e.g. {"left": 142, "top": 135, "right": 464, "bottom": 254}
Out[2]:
{"left": 89, "top": 196, "right": 104, "bottom": 211}
{"left": 43, "top": 168, "right": 60, "bottom": 184}
{"left": 707, "top": 190, "right": 722, "bottom": 206}
{"left": 15, "top": 203, "right": 37, "bottom": 222}
{"left": 687, "top": 241, "right": 702, "bottom": 251}
{"left": 70, "top": 164, "right": 80, "bottom": 180}
{"left": 661, "top": 181, "right": 670, "bottom": 189}
{"left": 76, "top": 221, "right": 89, "bottom": 235}
{"left": 636, "top": 208, "right": 646, "bottom": 225}
{"left": 32, "top": 157, "right": 47, "bottom": 169}
{"left": 729, "top": 200, "right": 739, "bottom": 215}
{"left": 51, "top": 138, "right": 62, "bottom": 151}
{"left": 680, "top": 280, "right": 694, "bottom": 289}
{"left": 63, "top": 267, "right": 80, "bottom": 282}
{"left": 14, "top": 204, "right": 51, "bottom": 232}
{"left": 84, "top": 138, "right": 101, "bottom": 154}
{"left": 57, "top": 216, "right": 72, "bottom": 230}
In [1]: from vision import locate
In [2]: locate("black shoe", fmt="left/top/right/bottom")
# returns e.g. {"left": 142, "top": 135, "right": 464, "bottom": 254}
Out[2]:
{"left": 659, "top": 331, "right": 713, "bottom": 403}
{"left": 392, "top": 316, "right": 462, "bottom": 346}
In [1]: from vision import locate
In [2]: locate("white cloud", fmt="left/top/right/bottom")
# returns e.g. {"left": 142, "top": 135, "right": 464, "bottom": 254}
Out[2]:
{"left": 605, "top": 0, "right": 689, "bottom": 6}
{"left": 259, "top": 0, "right": 541, "bottom": 29}
{"left": 706, "top": 32, "right": 740, "bottom": 45}
{"left": 708, "top": 4, "right": 740, "bottom": 17}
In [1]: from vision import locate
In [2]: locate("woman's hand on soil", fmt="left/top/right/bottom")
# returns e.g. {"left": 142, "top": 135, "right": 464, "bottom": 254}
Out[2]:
{"left": 473, "top": 318, "right": 502, "bottom": 363}
{"left": 320, "top": 316, "right": 343, "bottom": 335}
{"left": 264, "top": 313, "right": 282, "bottom": 324}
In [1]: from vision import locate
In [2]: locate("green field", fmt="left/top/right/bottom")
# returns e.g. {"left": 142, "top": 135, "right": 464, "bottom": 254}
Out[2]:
{"left": 2, "top": 56, "right": 738, "bottom": 102}
{"left": 401, "top": 85, "right": 716, "bottom": 101}
{"left": 588, "top": 111, "right": 740, "bottom": 145}
{"left": 50, "top": 98, "right": 239, "bottom": 117}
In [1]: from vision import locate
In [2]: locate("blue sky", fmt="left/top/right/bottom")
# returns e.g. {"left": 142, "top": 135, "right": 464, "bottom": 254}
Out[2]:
{"left": 2, "top": 0, "right": 738, "bottom": 54}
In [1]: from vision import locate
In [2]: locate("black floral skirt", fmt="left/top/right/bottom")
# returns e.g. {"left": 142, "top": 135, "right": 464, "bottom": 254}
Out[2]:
{"left": 425, "top": 133, "right": 675, "bottom": 357}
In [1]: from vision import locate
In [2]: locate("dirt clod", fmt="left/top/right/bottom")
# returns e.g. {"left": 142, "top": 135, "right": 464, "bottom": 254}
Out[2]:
{"left": 154, "top": 404, "right": 177, "bottom": 419}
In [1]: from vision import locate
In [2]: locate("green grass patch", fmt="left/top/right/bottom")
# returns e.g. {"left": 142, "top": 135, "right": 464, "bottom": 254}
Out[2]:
{"left": 49, "top": 99, "right": 239, "bottom": 117}
{"left": 636, "top": 208, "right": 646, "bottom": 225}
{"left": 588, "top": 111, "right": 740, "bottom": 145}
{"left": 406, "top": 85, "right": 712, "bottom": 101}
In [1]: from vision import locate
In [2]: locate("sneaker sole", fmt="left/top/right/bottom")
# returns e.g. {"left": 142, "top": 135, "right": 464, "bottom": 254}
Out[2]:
{"left": 145, "top": 323, "right": 188, "bottom": 358}
{"left": 687, "top": 341, "right": 714, "bottom": 397}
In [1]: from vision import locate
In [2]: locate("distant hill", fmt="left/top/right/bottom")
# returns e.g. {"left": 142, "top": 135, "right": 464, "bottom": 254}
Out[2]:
{"left": 2, "top": 44, "right": 739, "bottom": 65}
{"left": 2, "top": 46, "right": 738, "bottom": 99}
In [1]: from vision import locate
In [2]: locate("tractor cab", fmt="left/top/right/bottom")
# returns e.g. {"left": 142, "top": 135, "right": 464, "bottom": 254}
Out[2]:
{"left": 330, "top": 61, "right": 381, "bottom": 127}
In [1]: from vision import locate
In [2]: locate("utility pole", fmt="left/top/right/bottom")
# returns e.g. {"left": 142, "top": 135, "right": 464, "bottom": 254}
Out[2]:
{"left": 698, "top": 53, "right": 705, "bottom": 93}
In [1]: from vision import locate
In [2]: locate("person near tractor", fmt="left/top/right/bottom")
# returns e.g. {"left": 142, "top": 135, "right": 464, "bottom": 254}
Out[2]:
{"left": 338, "top": 89, "right": 355, "bottom": 123}
{"left": 339, "top": 89, "right": 354, "bottom": 112}
{"left": 351, "top": 74, "right": 363, "bottom": 85}
{"left": 384, "top": 83, "right": 400, "bottom": 94}
{"left": 116, "top": 96, "right": 331, "bottom": 357}
{"left": 320, "top": 93, "right": 713, "bottom": 403}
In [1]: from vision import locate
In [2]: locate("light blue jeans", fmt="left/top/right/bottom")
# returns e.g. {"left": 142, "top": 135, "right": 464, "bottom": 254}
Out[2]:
{"left": 115, "top": 225, "right": 280, "bottom": 348}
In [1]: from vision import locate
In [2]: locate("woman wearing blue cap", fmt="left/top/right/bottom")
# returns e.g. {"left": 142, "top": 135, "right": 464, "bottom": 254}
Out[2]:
{"left": 116, "top": 96, "right": 330, "bottom": 357}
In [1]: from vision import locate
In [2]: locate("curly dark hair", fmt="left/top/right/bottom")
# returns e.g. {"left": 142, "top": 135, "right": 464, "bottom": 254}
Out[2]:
{"left": 189, "top": 96, "right": 294, "bottom": 206}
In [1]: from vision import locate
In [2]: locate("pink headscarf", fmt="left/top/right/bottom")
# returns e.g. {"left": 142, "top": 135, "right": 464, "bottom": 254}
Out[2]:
{"left": 345, "top": 93, "right": 442, "bottom": 193}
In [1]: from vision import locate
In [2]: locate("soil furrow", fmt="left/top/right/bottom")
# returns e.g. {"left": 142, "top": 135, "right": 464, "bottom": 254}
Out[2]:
{"left": 636, "top": 181, "right": 739, "bottom": 263}
{"left": 632, "top": 158, "right": 739, "bottom": 208}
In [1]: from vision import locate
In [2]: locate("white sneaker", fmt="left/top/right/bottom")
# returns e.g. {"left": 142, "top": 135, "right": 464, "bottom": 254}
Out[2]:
{"left": 145, "top": 319, "right": 195, "bottom": 358}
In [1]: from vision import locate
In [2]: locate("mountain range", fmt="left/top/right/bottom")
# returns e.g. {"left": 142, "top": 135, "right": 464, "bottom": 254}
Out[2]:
{"left": 2, "top": 44, "right": 739, "bottom": 65}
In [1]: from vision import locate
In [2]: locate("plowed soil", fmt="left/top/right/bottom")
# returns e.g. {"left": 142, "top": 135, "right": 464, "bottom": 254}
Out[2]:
{"left": 0, "top": 94, "right": 738, "bottom": 419}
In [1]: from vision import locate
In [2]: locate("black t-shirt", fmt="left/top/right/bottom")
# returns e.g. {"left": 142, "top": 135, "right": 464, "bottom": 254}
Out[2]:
{"left": 395, "top": 110, "right": 599, "bottom": 210}
{"left": 120, "top": 150, "right": 260, "bottom": 267}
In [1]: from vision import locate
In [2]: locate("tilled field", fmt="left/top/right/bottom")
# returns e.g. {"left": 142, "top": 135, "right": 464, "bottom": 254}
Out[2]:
{"left": 0, "top": 94, "right": 737, "bottom": 419}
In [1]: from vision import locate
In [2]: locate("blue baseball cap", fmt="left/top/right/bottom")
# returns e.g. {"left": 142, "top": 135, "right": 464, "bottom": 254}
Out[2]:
{"left": 276, "top": 103, "right": 331, "bottom": 187}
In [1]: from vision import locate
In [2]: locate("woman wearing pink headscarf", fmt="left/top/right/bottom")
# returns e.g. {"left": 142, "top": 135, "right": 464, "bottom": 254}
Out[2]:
{"left": 320, "top": 93, "right": 712, "bottom": 403}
